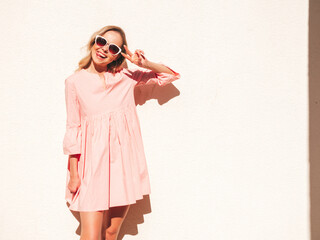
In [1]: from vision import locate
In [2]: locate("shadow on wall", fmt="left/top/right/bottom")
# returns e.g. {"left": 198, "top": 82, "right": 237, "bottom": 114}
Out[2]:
{"left": 310, "top": 0, "right": 320, "bottom": 239}
{"left": 134, "top": 82, "right": 180, "bottom": 106}
{"left": 118, "top": 195, "right": 152, "bottom": 239}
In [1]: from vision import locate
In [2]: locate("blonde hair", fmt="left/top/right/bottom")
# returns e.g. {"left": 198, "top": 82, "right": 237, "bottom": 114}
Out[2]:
{"left": 75, "top": 25, "right": 128, "bottom": 74}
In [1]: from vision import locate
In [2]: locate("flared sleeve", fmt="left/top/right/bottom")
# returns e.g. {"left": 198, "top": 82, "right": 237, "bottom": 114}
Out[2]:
{"left": 62, "top": 77, "right": 82, "bottom": 155}
{"left": 133, "top": 62, "right": 180, "bottom": 87}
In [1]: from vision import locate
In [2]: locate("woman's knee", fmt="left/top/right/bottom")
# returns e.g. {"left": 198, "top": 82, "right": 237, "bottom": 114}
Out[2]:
{"left": 80, "top": 228, "right": 102, "bottom": 240}
{"left": 105, "top": 227, "right": 119, "bottom": 236}
{"left": 80, "top": 233, "right": 100, "bottom": 240}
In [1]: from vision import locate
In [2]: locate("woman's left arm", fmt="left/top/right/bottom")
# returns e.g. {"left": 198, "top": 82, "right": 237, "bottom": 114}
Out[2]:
{"left": 121, "top": 45, "right": 180, "bottom": 86}
{"left": 143, "top": 60, "right": 176, "bottom": 75}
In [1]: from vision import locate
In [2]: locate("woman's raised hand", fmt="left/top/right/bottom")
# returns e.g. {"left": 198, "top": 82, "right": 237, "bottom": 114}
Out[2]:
{"left": 121, "top": 45, "right": 148, "bottom": 68}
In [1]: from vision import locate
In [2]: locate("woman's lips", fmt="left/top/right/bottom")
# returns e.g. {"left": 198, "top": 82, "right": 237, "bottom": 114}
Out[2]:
{"left": 96, "top": 51, "right": 107, "bottom": 60}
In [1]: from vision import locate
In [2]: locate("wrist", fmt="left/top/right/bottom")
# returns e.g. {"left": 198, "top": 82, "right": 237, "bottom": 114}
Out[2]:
{"left": 70, "top": 173, "right": 80, "bottom": 179}
{"left": 142, "top": 60, "right": 152, "bottom": 70}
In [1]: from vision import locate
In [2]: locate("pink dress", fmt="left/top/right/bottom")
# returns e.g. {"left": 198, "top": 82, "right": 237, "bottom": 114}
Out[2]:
{"left": 63, "top": 63, "right": 180, "bottom": 212}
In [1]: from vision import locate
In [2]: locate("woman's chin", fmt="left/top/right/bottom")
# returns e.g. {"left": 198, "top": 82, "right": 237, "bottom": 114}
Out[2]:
{"left": 92, "top": 57, "right": 111, "bottom": 66}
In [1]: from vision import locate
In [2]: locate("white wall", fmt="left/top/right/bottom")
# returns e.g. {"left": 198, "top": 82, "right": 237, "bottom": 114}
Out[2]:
{"left": 0, "top": 0, "right": 309, "bottom": 239}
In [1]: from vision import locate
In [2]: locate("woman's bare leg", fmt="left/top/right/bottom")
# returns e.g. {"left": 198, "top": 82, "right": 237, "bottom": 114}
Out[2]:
{"left": 101, "top": 210, "right": 110, "bottom": 240}
{"left": 80, "top": 211, "right": 104, "bottom": 240}
{"left": 102, "top": 205, "right": 130, "bottom": 240}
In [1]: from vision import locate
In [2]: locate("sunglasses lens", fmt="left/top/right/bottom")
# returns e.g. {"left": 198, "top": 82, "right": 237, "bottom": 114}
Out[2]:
{"left": 109, "top": 44, "right": 121, "bottom": 55}
{"left": 96, "top": 36, "right": 106, "bottom": 47}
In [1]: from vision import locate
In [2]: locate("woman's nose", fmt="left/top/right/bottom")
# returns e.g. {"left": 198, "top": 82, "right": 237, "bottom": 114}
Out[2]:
{"left": 101, "top": 43, "right": 109, "bottom": 52}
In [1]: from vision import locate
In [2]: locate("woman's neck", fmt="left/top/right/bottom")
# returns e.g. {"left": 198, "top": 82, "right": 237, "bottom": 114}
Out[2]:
{"left": 87, "top": 61, "right": 108, "bottom": 74}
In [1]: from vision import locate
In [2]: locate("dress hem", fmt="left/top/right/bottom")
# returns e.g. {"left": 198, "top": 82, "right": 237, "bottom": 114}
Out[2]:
{"left": 66, "top": 192, "right": 151, "bottom": 212}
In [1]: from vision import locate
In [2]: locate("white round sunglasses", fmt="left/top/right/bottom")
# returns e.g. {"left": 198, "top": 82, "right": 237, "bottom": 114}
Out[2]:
{"left": 94, "top": 35, "right": 122, "bottom": 55}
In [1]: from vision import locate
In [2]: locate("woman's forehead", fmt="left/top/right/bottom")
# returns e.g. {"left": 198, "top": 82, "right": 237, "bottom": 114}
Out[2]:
{"left": 102, "top": 31, "right": 123, "bottom": 46}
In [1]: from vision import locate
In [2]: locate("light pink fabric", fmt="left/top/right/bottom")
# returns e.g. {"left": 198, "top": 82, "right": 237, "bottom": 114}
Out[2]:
{"left": 63, "top": 63, "right": 180, "bottom": 212}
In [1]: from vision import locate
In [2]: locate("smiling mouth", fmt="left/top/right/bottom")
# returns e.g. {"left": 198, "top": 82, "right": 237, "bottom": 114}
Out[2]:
{"left": 96, "top": 52, "right": 107, "bottom": 59}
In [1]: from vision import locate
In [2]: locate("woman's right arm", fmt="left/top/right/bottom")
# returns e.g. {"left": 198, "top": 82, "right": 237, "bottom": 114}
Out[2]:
{"left": 68, "top": 154, "right": 81, "bottom": 193}
{"left": 68, "top": 154, "right": 80, "bottom": 178}
{"left": 63, "top": 77, "right": 82, "bottom": 192}
{"left": 63, "top": 77, "right": 82, "bottom": 156}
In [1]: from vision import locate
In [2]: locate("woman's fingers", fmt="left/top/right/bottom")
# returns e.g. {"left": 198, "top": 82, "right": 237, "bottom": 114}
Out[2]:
{"left": 135, "top": 51, "right": 141, "bottom": 58}
{"left": 121, "top": 52, "right": 132, "bottom": 61}
{"left": 135, "top": 49, "right": 144, "bottom": 56}
{"left": 123, "top": 45, "right": 133, "bottom": 56}
{"left": 68, "top": 177, "right": 81, "bottom": 193}
{"left": 136, "top": 50, "right": 146, "bottom": 59}
{"left": 139, "top": 50, "right": 145, "bottom": 55}
{"left": 136, "top": 49, "right": 145, "bottom": 60}
{"left": 121, "top": 46, "right": 146, "bottom": 66}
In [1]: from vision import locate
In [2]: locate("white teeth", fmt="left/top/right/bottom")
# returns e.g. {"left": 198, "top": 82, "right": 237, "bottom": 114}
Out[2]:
{"left": 98, "top": 52, "right": 107, "bottom": 58}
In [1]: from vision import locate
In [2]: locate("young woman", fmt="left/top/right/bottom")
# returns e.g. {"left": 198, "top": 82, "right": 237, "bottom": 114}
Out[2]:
{"left": 62, "top": 25, "right": 180, "bottom": 240}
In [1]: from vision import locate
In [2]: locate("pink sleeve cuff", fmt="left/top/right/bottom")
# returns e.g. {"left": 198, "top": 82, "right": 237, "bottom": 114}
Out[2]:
{"left": 63, "top": 125, "right": 82, "bottom": 155}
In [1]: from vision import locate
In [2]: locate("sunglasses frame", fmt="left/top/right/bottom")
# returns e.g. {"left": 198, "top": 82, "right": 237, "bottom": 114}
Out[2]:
{"left": 94, "top": 35, "right": 122, "bottom": 56}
